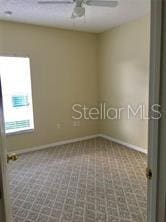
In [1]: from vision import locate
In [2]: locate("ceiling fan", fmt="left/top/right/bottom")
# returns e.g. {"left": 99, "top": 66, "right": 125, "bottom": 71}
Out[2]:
{"left": 38, "top": 0, "right": 118, "bottom": 18}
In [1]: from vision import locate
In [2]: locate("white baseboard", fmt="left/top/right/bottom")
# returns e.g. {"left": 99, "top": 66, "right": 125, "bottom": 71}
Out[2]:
{"left": 13, "top": 134, "right": 99, "bottom": 154}
{"left": 99, "top": 134, "right": 147, "bottom": 154}
{"left": 12, "top": 133, "right": 147, "bottom": 155}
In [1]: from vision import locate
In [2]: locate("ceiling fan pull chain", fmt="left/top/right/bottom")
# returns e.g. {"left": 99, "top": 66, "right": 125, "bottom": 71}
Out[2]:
{"left": 72, "top": 18, "right": 76, "bottom": 28}
{"left": 84, "top": 13, "right": 86, "bottom": 23}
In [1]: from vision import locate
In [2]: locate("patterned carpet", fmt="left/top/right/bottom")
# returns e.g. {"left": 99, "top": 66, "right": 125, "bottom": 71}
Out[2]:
{"left": 9, "top": 138, "right": 147, "bottom": 222}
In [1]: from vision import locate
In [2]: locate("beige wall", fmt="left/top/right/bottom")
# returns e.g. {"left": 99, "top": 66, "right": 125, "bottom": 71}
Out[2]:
{"left": 98, "top": 16, "right": 150, "bottom": 149}
{"left": 0, "top": 21, "right": 99, "bottom": 151}
{"left": 0, "top": 16, "right": 150, "bottom": 152}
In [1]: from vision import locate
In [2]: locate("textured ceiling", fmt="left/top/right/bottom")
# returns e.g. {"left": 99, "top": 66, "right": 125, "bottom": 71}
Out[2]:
{"left": 0, "top": 0, "right": 150, "bottom": 33}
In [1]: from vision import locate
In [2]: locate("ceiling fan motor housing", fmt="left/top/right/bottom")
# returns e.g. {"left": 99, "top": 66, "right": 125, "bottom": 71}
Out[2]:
{"left": 73, "top": 6, "right": 85, "bottom": 17}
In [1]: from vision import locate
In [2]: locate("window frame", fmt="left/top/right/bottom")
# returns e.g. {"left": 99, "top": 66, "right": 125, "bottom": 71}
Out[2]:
{"left": 0, "top": 54, "right": 35, "bottom": 135}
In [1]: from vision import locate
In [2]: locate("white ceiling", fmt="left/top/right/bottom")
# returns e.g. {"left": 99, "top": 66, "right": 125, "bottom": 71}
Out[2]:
{"left": 0, "top": 0, "right": 150, "bottom": 33}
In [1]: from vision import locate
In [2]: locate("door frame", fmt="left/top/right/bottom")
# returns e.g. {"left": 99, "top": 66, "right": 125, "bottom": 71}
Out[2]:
{"left": 148, "top": 0, "right": 165, "bottom": 222}
{"left": 155, "top": 1, "right": 166, "bottom": 221}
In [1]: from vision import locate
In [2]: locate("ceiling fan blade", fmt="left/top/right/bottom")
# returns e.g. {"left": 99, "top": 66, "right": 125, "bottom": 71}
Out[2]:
{"left": 86, "top": 0, "right": 118, "bottom": 7}
{"left": 38, "top": 0, "right": 73, "bottom": 4}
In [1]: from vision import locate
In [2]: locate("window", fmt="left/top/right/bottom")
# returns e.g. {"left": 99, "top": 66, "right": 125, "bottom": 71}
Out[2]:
{"left": 0, "top": 56, "right": 34, "bottom": 134}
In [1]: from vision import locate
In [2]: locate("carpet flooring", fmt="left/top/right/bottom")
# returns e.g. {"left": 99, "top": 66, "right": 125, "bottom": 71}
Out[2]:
{"left": 9, "top": 138, "right": 147, "bottom": 222}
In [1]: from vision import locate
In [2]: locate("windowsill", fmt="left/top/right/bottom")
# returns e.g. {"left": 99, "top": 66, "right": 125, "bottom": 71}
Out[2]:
{"left": 6, "top": 129, "right": 34, "bottom": 136}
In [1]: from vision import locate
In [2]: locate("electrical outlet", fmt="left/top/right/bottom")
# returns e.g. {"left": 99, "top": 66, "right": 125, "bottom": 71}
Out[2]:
{"left": 56, "top": 123, "right": 61, "bottom": 129}
{"left": 73, "top": 121, "right": 80, "bottom": 127}
{"left": 73, "top": 121, "right": 76, "bottom": 127}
